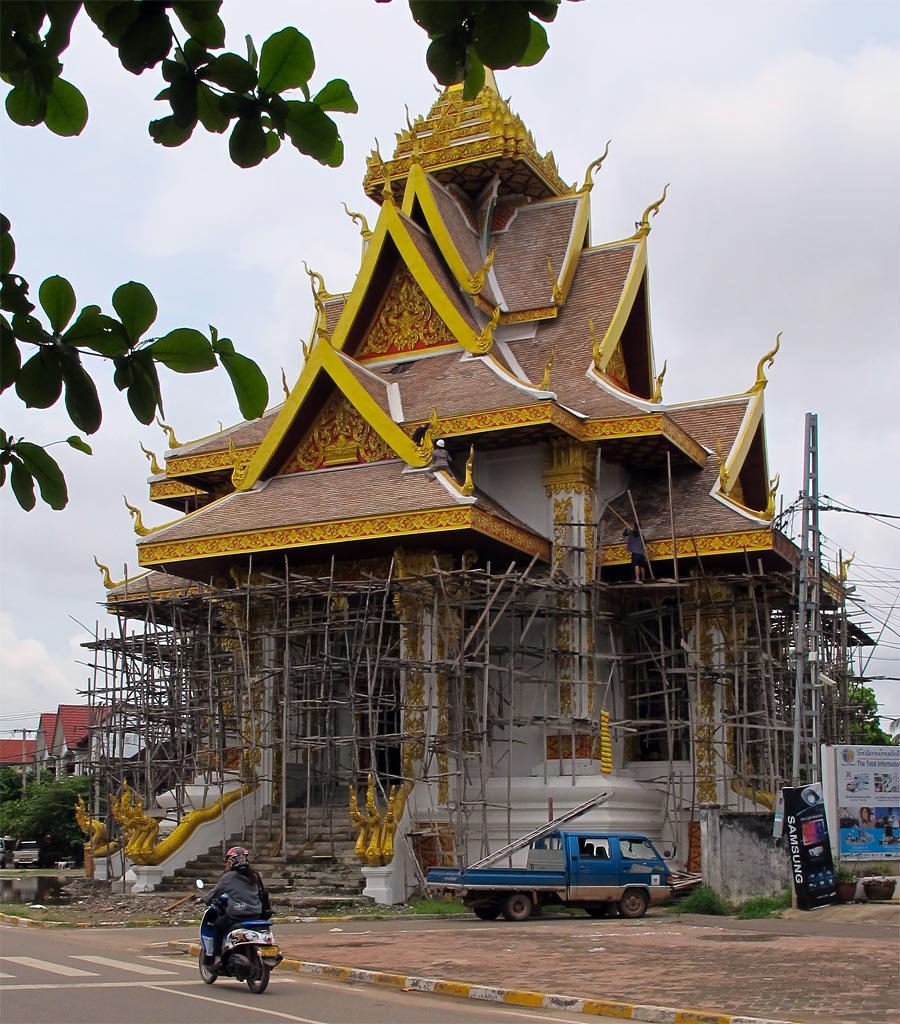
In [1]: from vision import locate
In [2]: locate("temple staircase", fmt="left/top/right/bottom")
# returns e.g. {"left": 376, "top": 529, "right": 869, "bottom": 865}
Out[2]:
{"left": 158, "top": 805, "right": 365, "bottom": 910}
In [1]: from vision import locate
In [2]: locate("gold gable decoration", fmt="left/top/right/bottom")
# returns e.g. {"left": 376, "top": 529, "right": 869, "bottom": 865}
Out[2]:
{"left": 282, "top": 392, "right": 394, "bottom": 474}
{"left": 357, "top": 266, "right": 456, "bottom": 360}
{"left": 605, "top": 343, "right": 630, "bottom": 390}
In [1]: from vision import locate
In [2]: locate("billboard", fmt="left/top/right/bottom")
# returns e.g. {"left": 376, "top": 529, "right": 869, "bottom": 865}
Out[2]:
{"left": 782, "top": 783, "right": 838, "bottom": 910}
{"left": 834, "top": 745, "right": 900, "bottom": 860}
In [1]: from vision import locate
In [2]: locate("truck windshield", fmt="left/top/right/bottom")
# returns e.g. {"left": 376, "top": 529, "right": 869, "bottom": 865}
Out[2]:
{"left": 619, "top": 839, "right": 657, "bottom": 861}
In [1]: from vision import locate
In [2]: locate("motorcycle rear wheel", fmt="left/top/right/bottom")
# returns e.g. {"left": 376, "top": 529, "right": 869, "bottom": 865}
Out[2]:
{"left": 198, "top": 951, "right": 217, "bottom": 985}
{"left": 246, "top": 951, "right": 270, "bottom": 994}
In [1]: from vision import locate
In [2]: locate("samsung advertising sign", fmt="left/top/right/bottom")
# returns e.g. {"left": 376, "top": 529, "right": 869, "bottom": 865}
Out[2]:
{"left": 782, "top": 783, "right": 838, "bottom": 910}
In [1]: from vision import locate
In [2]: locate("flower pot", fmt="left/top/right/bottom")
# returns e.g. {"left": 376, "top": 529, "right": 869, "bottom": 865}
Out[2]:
{"left": 836, "top": 880, "right": 858, "bottom": 902}
{"left": 862, "top": 879, "right": 896, "bottom": 901}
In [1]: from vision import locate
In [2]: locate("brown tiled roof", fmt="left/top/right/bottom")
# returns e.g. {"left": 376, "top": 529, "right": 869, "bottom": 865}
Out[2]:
{"left": 55, "top": 705, "right": 94, "bottom": 750}
{"left": 139, "top": 460, "right": 545, "bottom": 547}
{"left": 336, "top": 353, "right": 393, "bottom": 418}
{"left": 425, "top": 178, "right": 499, "bottom": 306}
{"left": 667, "top": 398, "right": 750, "bottom": 451}
{"left": 400, "top": 214, "right": 477, "bottom": 329}
{"left": 173, "top": 408, "right": 281, "bottom": 458}
{"left": 510, "top": 244, "right": 639, "bottom": 417}
{"left": 0, "top": 739, "right": 36, "bottom": 765}
{"left": 107, "top": 570, "right": 208, "bottom": 600}
{"left": 325, "top": 296, "right": 346, "bottom": 335}
{"left": 493, "top": 198, "right": 579, "bottom": 311}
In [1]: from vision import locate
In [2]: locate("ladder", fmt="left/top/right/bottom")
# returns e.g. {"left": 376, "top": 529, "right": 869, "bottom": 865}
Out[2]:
{"left": 467, "top": 792, "right": 610, "bottom": 870}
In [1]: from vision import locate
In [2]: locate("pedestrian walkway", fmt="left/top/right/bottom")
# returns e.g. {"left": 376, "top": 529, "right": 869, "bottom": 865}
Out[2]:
{"left": 271, "top": 905, "right": 899, "bottom": 1024}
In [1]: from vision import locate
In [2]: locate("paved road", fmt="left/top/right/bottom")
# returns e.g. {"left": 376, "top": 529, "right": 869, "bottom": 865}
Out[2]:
{"left": 0, "top": 925, "right": 615, "bottom": 1024}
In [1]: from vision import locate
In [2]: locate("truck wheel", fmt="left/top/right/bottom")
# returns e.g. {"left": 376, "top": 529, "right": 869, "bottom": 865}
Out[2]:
{"left": 501, "top": 892, "right": 533, "bottom": 922}
{"left": 473, "top": 904, "right": 501, "bottom": 921}
{"left": 617, "top": 889, "right": 649, "bottom": 919}
{"left": 585, "top": 904, "right": 611, "bottom": 918}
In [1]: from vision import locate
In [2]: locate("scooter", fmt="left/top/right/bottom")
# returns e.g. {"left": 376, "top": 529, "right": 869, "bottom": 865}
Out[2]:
{"left": 195, "top": 879, "right": 283, "bottom": 993}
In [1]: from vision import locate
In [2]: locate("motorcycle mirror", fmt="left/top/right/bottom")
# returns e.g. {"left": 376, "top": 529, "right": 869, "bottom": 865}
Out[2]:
{"left": 195, "top": 879, "right": 205, "bottom": 890}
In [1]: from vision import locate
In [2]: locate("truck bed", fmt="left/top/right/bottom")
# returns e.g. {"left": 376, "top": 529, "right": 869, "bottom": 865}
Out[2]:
{"left": 427, "top": 866, "right": 567, "bottom": 891}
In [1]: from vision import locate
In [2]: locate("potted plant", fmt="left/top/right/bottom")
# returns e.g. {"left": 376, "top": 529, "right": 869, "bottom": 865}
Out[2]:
{"left": 861, "top": 863, "right": 897, "bottom": 902}
{"left": 834, "top": 861, "right": 859, "bottom": 902}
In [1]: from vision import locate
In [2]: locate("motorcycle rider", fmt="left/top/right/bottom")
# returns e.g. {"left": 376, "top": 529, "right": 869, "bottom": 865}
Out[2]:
{"left": 203, "top": 846, "right": 271, "bottom": 968}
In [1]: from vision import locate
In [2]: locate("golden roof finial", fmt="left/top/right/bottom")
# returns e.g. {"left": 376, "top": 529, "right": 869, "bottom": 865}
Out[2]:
{"left": 404, "top": 104, "right": 422, "bottom": 162}
{"left": 546, "top": 255, "right": 563, "bottom": 304}
{"left": 300, "top": 338, "right": 310, "bottom": 360}
{"left": 156, "top": 417, "right": 182, "bottom": 449}
{"left": 839, "top": 551, "right": 855, "bottom": 583}
{"left": 581, "top": 140, "right": 612, "bottom": 192}
{"left": 589, "top": 317, "right": 603, "bottom": 370}
{"left": 303, "top": 261, "right": 331, "bottom": 343}
{"left": 280, "top": 367, "right": 290, "bottom": 400}
{"left": 302, "top": 260, "right": 332, "bottom": 300}
{"left": 634, "top": 183, "right": 670, "bottom": 238}
{"left": 748, "top": 331, "right": 782, "bottom": 393}
{"left": 540, "top": 347, "right": 555, "bottom": 390}
{"left": 716, "top": 438, "right": 729, "bottom": 491}
{"left": 473, "top": 304, "right": 500, "bottom": 354}
{"left": 651, "top": 360, "right": 667, "bottom": 403}
{"left": 766, "top": 473, "right": 780, "bottom": 519}
{"left": 341, "top": 202, "right": 373, "bottom": 241}
{"left": 373, "top": 139, "right": 395, "bottom": 205}
{"left": 123, "top": 496, "right": 151, "bottom": 536}
{"left": 461, "top": 445, "right": 475, "bottom": 496}
{"left": 464, "top": 247, "right": 496, "bottom": 296}
{"left": 93, "top": 555, "right": 123, "bottom": 590}
{"left": 139, "top": 442, "right": 163, "bottom": 475}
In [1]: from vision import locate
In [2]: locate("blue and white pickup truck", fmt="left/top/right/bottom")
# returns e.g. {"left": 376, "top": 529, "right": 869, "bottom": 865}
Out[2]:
{"left": 427, "top": 828, "right": 674, "bottom": 921}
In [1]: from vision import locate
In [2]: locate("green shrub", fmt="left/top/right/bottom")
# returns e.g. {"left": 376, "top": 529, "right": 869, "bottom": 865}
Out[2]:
{"left": 737, "top": 890, "right": 791, "bottom": 919}
{"left": 668, "top": 884, "right": 733, "bottom": 916}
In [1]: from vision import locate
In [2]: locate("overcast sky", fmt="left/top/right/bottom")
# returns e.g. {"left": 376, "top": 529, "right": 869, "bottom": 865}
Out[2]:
{"left": 1, "top": 1, "right": 898, "bottom": 738}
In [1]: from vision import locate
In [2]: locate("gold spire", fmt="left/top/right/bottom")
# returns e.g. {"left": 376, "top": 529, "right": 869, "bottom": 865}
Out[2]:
{"left": 546, "top": 255, "right": 563, "bottom": 304}
{"left": 765, "top": 473, "right": 780, "bottom": 518}
{"left": 341, "top": 202, "right": 373, "bottom": 241}
{"left": 839, "top": 551, "right": 855, "bottom": 583}
{"left": 139, "top": 443, "right": 163, "bottom": 475}
{"left": 540, "top": 347, "right": 555, "bottom": 390}
{"left": 123, "top": 496, "right": 151, "bottom": 536}
{"left": 461, "top": 444, "right": 475, "bottom": 496}
{"left": 473, "top": 304, "right": 500, "bottom": 354}
{"left": 464, "top": 247, "right": 496, "bottom": 296}
{"left": 748, "top": 332, "right": 782, "bottom": 392}
{"left": 581, "top": 140, "right": 612, "bottom": 192}
{"left": 93, "top": 555, "right": 124, "bottom": 591}
{"left": 651, "top": 360, "right": 667, "bottom": 403}
{"left": 280, "top": 367, "right": 290, "bottom": 400}
{"left": 634, "top": 184, "right": 670, "bottom": 238}
{"left": 589, "top": 317, "right": 603, "bottom": 370}
{"left": 156, "top": 417, "right": 183, "bottom": 449}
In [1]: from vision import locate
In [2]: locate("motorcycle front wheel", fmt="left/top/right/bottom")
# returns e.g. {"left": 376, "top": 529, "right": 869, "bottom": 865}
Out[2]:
{"left": 198, "top": 951, "right": 217, "bottom": 985}
{"left": 246, "top": 950, "right": 270, "bottom": 994}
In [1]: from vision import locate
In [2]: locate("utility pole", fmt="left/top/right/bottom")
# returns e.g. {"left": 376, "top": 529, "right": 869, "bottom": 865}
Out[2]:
{"left": 12, "top": 728, "right": 35, "bottom": 792}
{"left": 792, "top": 413, "right": 822, "bottom": 784}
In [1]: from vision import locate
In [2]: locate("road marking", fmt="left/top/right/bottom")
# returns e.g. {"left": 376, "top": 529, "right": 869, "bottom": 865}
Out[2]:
{"left": 0, "top": 971, "right": 13, "bottom": 978}
{"left": 143, "top": 956, "right": 198, "bottom": 969}
{"left": 0, "top": 957, "right": 97, "bottom": 977}
{"left": 0, "top": 978, "right": 294, "bottom": 992}
{"left": 72, "top": 955, "right": 176, "bottom": 975}
{"left": 145, "top": 984, "right": 329, "bottom": 1022}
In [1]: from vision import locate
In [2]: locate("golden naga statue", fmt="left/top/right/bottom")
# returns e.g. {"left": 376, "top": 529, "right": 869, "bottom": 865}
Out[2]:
{"left": 633, "top": 184, "right": 670, "bottom": 238}
{"left": 348, "top": 773, "right": 411, "bottom": 867}
{"left": 651, "top": 360, "right": 667, "bottom": 403}
{"left": 473, "top": 304, "right": 500, "bottom": 354}
{"left": 75, "top": 796, "right": 118, "bottom": 856}
{"left": 748, "top": 332, "right": 782, "bottom": 393}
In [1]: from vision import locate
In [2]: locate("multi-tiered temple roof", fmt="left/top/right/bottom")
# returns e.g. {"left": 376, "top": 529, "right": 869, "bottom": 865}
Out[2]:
{"left": 105, "top": 74, "right": 788, "bottom": 597}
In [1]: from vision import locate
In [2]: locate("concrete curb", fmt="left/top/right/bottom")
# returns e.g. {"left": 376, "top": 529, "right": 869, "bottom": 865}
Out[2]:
{"left": 168, "top": 939, "right": 800, "bottom": 1024}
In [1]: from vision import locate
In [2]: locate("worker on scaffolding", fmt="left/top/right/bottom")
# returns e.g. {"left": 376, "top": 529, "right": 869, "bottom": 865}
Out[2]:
{"left": 623, "top": 524, "right": 648, "bottom": 582}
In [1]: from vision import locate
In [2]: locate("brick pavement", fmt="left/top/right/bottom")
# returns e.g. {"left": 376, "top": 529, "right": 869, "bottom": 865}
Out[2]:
{"left": 277, "top": 909, "right": 900, "bottom": 1024}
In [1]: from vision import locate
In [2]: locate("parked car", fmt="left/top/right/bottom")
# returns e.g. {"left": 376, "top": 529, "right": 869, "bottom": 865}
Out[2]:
{"left": 13, "top": 840, "right": 40, "bottom": 868}
{"left": 0, "top": 837, "right": 8, "bottom": 868}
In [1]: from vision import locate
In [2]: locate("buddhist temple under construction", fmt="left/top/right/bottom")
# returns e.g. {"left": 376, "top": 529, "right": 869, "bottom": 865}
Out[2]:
{"left": 82, "top": 74, "right": 867, "bottom": 897}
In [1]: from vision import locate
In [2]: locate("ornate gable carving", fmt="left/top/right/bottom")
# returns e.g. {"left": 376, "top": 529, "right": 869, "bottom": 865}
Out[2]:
{"left": 356, "top": 266, "right": 456, "bottom": 361}
{"left": 282, "top": 392, "right": 394, "bottom": 474}
{"left": 606, "top": 343, "right": 630, "bottom": 390}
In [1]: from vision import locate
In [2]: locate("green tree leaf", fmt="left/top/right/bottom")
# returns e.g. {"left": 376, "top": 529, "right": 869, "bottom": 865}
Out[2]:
{"left": 258, "top": 27, "right": 314, "bottom": 96}
{"left": 16, "top": 441, "right": 68, "bottom": 509}
{"left": 10, "top": 457, "right": 36, "bottom": 511}
{"left": 518, "top": 19, "right": 549, "bottom": 67}
{"left": 44, "top": 78, "right": 88, "bottom": 137}
{"left": 284, "top": 101, "right": 338, "bottom": 162}
{"left": 472, "top": 4, "right": 532, "bottom": 69}
{"left": 426, "top": 32, "right": 468, "bottom": 86}
{"left": 126, "top": 351, "right": 162, "bottom": 423}
{"left": 11, "top": 312, "right": 47, "bottom": 344}
{"left": 409, "top": 1, "right": 463, "bottom": 35}
{"left": 202, "top": 53, "right": 258, "bottom": 92}
{"left": 1, "top": 316, "right": 20, "bottom": 392}
{"left": 312, "top": 79, "right": 358, "bottom": 113}
{"left": 524, "top": 1, "right": 560, "bottom": 23}
{"left": 59, "top": 354, "right": 103, "bottom": 434}
{"left": 149, "top": 114, "right": 195, "bottom": 147}
{"left": 38, "top": 275, "right": 77, "bottom": 334}
{"left": 66, "top": 435, "right": 93, "bottom": 455}
{"left": 0, "top": 219, "right": 15, "bottom": 276}
{"left": 219, "top": 351, "right": 268, "bottom": 419}
{"left": 118, "top": 4, "right": 174, "bottom": 73}
{"left": 229, "top": 115, "right": 268, "bottom": 168}
{"left": 462, "top": 55, "right": 485, "bottom": 100}
{"left": 196, "top": 82, "right": 229, "bottom": 133}
{"left": 112, "top": 281, "right": 157, "bottom": 343}
{"left": 63, "top": 305, "right": 126, "bottom": 356}
{"left": 151, "top": 327, "right": 217, "bottom": 372}
{"left": 1, "top": 273, "right": 35, "bottom": 316}
{"left": 5, "top": 82, "right": 47, "bottom": 128}
{"left": 173, "top": 2, "right": 226, "bottom": 48}
{"left": 15, "top": 349, "right": 63, "bottom": 409}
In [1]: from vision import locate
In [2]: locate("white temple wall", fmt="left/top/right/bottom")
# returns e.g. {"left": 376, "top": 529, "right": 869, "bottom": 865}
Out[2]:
{"left": 475, "top": 445, "right": 550, "bottom": 536}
